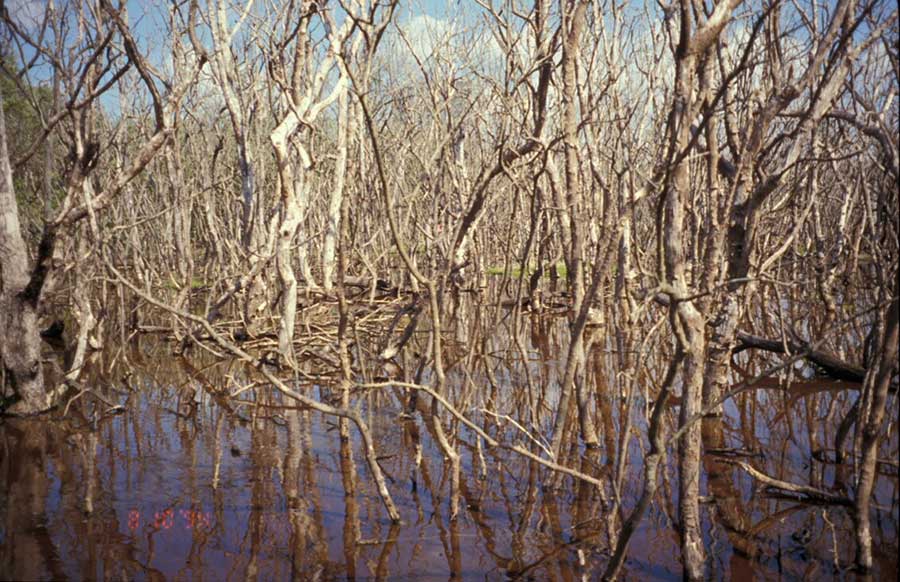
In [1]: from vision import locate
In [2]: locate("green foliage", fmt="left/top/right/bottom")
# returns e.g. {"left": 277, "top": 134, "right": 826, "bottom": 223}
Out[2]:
{"left": 163, "top": 277, "right": 209, "bottom": 291}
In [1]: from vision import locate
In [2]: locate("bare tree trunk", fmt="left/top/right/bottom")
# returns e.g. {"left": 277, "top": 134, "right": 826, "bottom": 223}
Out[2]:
{"left": 265, "top": 1, "right": 357, "bottom": 356}
{"left": 323, "top": 89, "right": 351, "bottom": 292}
{"left": 854, "top": 291, "right": 899, "bottom": 570}
{"left": 664, "top": 19, "right": 707, "bottom": 581}
{"left": 0, "top": 92, "right": 50, "bottom": 415}
{"left": 658, "top": 3, "right": 745, "bottom": 576}
{"left": 551, "top": 0, "right": 598, "bottom": 452}
{"left": 41, "top": 66, "right": 60, "bottom": 223}
{"left": 603, "top": 356, "right": 681, "bottom": 580}
{"left": 294, "top": 152, "right": 318, "bottom": 290}
{"left": 166, "top": 138, "right": 193, "bottom": 317}
{"left": 271, "top": 123, "right": 305, "bottom": 363}
{"left": 65, "top": 230, "right": 98, "bottom": 382}
{"left": 675, "top": 313, "right": 707, "bottom": 581}
{"left": 206, "top": 0, "right": 258, "bottom": 250}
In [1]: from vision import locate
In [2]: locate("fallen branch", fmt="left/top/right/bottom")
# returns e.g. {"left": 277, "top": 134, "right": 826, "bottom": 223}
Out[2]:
{"left": 735, "top": 331, "right": 867, "bottom": 383}
{"left": 717, "top": 458, "right": 852, "bottom": 506}
{"left": 669, "top": 299, "right": 898, "bottom": 444}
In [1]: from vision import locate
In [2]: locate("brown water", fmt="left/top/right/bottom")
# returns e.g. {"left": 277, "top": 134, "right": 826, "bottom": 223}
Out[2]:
{"left": 1, "top": 325, "right": 897, "bottom": 580}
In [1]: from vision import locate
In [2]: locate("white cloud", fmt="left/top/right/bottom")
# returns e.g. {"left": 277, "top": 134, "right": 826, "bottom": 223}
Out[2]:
{"left": 383, "top": 13, "right": 504, "bottom": 81}
{"left": 396, "top": 14, "right": 452, "bottom": 63}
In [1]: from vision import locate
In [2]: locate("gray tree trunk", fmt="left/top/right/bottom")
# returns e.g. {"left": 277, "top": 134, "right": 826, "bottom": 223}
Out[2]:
{"left": 0, "top": 92, "right": 51, "bottom": 415}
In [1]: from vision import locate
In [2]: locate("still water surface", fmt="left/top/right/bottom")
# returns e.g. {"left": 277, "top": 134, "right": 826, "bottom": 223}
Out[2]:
{"left": 1, "top": 330, "right": 897, "bottom": 580}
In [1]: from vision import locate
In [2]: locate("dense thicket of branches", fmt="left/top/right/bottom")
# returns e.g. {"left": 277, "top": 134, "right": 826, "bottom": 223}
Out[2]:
{"left": 1, "top": 0, "right": 897, "bottom": 577}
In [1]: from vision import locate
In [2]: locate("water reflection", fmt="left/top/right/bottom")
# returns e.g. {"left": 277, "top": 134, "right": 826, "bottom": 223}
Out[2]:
{"left": 1, "top": 330, "right": 897, "bottom": 580}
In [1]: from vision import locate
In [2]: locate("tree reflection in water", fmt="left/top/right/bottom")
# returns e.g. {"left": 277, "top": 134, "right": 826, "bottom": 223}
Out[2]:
{"left": 1, "top": 326, "right": 897, "bottom": 580}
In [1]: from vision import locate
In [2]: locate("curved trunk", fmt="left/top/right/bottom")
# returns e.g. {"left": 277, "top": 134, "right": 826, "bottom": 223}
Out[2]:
{"left": 271, "top": 120, "right": 305, "bottom": 362}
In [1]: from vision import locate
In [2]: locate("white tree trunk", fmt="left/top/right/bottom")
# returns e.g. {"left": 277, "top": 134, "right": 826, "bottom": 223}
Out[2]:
{"left": 322, "top": 89, "right": 351, "bottom": 292}
{"left": 271, "top": 112, "right": 311, "bottom": 361}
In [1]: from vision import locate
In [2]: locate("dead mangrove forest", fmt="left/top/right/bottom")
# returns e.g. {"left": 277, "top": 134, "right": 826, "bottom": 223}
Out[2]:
{"left": 0, "top": 0, "right": 898, "bottom": 579}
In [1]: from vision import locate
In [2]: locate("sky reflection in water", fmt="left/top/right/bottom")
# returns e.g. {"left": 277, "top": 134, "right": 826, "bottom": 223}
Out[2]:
{"left": 0, "top": 333, "right": 897, "bottom": 580}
